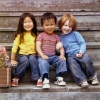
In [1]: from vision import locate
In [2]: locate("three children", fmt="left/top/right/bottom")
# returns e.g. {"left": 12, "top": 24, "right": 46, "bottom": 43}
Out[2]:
{"left": 10, "top": 12, "right": 99, "bottom": 88}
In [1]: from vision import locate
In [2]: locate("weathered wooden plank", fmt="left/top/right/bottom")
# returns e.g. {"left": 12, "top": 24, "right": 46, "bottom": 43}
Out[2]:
{"left": 0, "top": 32, "right": 15, "bottom": 43}
{"left": 87, "top": 49, "right": 100, "bottom": 62}
{"left": 0, "top": 15, "right": 100, "bottom": 30}
{"left": 80, "top": 31, "right": 100, "bottom": 42}
{"left": 0, "top": 12, "right": 100, "bottom": 17}
{"left": 0, "top": 0, "right": 99, "bottom": 11}
{"left": 0, "top": 31, "right": 100, "bottom": 43}
{"left": 0, "top": 16, "right": 19, "bottom": 28}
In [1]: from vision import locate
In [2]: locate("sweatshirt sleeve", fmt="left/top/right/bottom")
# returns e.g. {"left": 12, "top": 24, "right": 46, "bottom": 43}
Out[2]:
{"left": 74, "top": 31, "right": 86, "bottom": 54}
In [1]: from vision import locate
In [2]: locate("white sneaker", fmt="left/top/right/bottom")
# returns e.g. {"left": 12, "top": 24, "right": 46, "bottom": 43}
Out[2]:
{"left": 43, "top": 78, "right": 50, "bottom": 89}
{"left": 91, "top": 78, "right": 99, "bottom": 85}
{"left": 81, "top": 81, "right": 89, "bottom": 88}
{"left": 54, "top": 77, "right": 66, "bottom": 86}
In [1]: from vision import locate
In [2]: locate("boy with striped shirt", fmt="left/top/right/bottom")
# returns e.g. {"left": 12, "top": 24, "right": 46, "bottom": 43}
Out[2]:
{"left": 36, "top": 12, "right": 67, "bottom": 89}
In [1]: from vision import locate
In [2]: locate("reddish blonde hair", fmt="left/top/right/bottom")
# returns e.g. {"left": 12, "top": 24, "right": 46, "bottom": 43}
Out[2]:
{"left": 58, "top": 14, "right": 77, "bottom": 30}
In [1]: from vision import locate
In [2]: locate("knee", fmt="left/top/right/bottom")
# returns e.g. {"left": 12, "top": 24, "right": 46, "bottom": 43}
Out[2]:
{"left": 59, "top": 59, "right": 65, "bottom": 63}
{"left": 68, "top": 59, "right": 76, "bottom": 64}
{"left": 68, "top": 60, "right": 78, "bottom": 69}
{"left": 29, "top": 55, "right": 36, "bottom": 62}
{"left": 21, "top": 57, "right": 28, "bottom": 63}
{"left": 82, "top": 58, "right": 92, "bottom": 64}
{"left": 38, "top": 59, "right": 48, "bottom": 66}
{"left": 69, "top": 63, "right": 77, "bottom": 69}
{"left": 41, "top": 60, "right": 48, "bottom": 65}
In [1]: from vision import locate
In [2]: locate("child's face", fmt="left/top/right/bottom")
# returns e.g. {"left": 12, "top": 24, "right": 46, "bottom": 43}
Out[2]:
{"left": 42, "top": 19, "right": 56, "bottom": 34}
{"left": 61, "top": 20, "right": 72, "bottom": 34}
{"left": 23, "top": 17, "right": 34, "bottom": 32}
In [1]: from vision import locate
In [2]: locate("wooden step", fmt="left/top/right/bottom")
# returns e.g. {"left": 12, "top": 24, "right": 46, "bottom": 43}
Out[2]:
{"left": 0, "top": 83, "right": 100, "bottom": 100}
{"left": 0, "top": 42, "right": 100, "bottom": 83}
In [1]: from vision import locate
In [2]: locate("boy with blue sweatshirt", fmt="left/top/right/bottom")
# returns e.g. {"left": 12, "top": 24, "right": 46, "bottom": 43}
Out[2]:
{"left": 58, "top": 14, "right": 99, "bottom": 88}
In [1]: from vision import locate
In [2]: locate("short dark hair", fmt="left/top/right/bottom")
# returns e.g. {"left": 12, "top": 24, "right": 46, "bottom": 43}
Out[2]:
{"left": 41, "top": 12, "right": 57, "bottom": 26}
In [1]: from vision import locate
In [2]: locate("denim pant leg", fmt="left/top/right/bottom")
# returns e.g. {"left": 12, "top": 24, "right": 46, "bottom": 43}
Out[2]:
{"left": 68, "top": 56, "right": 87, "bottom": 85}
{"left": 38, "top": 57, "right": 50, "bottom": 78}
{"left": 77, "top": 53, "right": 96, "bottom": 80}
{"left": 50, "top": 56, "right": 67, "bottom": 75}
{"left": 29, "top": 55, "right": 40, "bottom": 81}
{"left": 13, "top": 55, "right": 29, "bottom": 79}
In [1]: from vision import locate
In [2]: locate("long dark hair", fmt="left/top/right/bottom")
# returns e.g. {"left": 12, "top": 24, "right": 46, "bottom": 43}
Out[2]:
{"left": 15, "top": 12, "right": 37, "bottom": 43}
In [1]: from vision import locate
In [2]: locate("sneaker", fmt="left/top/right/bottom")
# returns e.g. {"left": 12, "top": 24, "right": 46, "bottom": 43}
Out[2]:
{"left": 37, "top": 78, "right": 43, "bottom": 87}
{"left": 42, "top": 78, "right": 50, "bottom": 89}
{"left": 81, "top": 81, "right": 89, "bottom": 88}
{"left": 91, "top": 78, "right": 99, "bottom": 85}
{"left": 54, "top": 77, "right": 66, "bottom": 86}
{"left": 11, "top": 78, "right": 19, "bottom": 87}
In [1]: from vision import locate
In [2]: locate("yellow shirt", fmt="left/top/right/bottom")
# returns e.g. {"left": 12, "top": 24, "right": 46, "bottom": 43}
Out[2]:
{"left": 12, "top": 32, "right": 36, "bottom": 55}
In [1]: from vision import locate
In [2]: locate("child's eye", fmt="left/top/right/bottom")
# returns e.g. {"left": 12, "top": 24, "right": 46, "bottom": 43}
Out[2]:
{"left": 64, "top": 25, "right": 68, "bottom": 27}
{"left": 45, "top": 24, "right": 49, "bottom": 26}
{"left": 24, "top": 21, "right": 32, "bottom": 23}
{"left": 51, "top": 24, "right": 55, "bottom": 26}
{"left": 24, "top": 21, "right": 28, "bottom": 23}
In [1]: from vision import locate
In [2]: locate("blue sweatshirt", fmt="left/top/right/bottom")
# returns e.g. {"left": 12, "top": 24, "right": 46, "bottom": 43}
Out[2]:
{"left": 60, "top": 31, "right": 86, "bottom": 56}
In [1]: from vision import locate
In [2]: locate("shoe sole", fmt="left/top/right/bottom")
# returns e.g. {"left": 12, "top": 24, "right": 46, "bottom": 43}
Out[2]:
{"left": 43, "top": 87, "right": 50, "bottom": 89}
{"left": 11, "top": 84, "right": 18, "bottom": 87}
{"left": 37, "top": 85, "right": 42, "bottom": 87}
{"left": 91, "top": 83, "right": 99, "bottom": 85}
{"left": 42, "top": 85, "right": 50, "bottom": 89}
{"left": 54, "top": 82, "right": 66, "bottom": 86}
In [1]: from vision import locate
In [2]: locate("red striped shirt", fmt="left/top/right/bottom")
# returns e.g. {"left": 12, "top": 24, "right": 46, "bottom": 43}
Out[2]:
{"left": 37, "top": 32, "right": 60, "bottom": 55}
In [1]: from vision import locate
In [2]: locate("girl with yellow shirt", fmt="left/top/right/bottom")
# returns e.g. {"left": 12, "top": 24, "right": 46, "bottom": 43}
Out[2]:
{"left": 11, "top": 13, "right": 41, "bottom": 86}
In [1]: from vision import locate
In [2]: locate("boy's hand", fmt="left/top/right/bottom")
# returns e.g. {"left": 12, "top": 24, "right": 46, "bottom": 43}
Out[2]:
{"left": 59, "top": 55, "right": 66, "bottom": 60}
{"left": 76, "top": 53, "right": 83, "bottom": 58}
{"left": 41, "top": 55, "right": 48, "bottom": 60}
{"left": 11, "top": 60, "right": 18, "bottom": 67}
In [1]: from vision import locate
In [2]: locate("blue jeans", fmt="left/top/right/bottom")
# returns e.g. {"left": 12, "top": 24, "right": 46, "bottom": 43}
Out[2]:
{"left": 67, "top": 53, "right": 96, "bottom": 85}
{"left": 13, "top": 54, "right": 40, "bottom": 80}
{"left": 38, "top": 55, "right": 67, "bottom": 78}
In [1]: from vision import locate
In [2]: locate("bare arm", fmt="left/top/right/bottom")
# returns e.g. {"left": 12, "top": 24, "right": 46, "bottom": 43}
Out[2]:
{"left": 59, "top": 47, "right": 66, "bottom": 60}
{"left": 11, "top": 52, "right": 18, "bottom": 66}
{"left": 36, "top": 41, "right": 48, "bottom": 59}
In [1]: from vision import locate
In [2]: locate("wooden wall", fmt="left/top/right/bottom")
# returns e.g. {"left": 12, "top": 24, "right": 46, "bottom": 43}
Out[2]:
{"left": 0, "top": 0, "right": 100, "bottom": 65}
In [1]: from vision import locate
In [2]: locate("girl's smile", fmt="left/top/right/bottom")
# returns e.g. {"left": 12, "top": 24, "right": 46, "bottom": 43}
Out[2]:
{"left": 23, "top": 17, "right": 34, "bottom": 32}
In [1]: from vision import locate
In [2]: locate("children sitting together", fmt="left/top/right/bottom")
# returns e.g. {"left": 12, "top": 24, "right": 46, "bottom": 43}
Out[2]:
{"left": 2, "top": 12, "right": 99, "bottom": 88}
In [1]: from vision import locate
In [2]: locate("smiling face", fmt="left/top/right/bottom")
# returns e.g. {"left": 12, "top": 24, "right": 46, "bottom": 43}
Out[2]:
{"left": 23, "top": 17, "right": 34, "bottom": 32}
{"left": 61, "top": 20, "right": 72, "bottom": 34}
{"left": 42, "top": 18, "right": 56, "bottom": 34}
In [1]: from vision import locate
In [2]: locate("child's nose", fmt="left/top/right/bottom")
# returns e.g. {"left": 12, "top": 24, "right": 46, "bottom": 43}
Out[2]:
{"left": 66, "top": 26, "right": 70, "bottom": 29}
